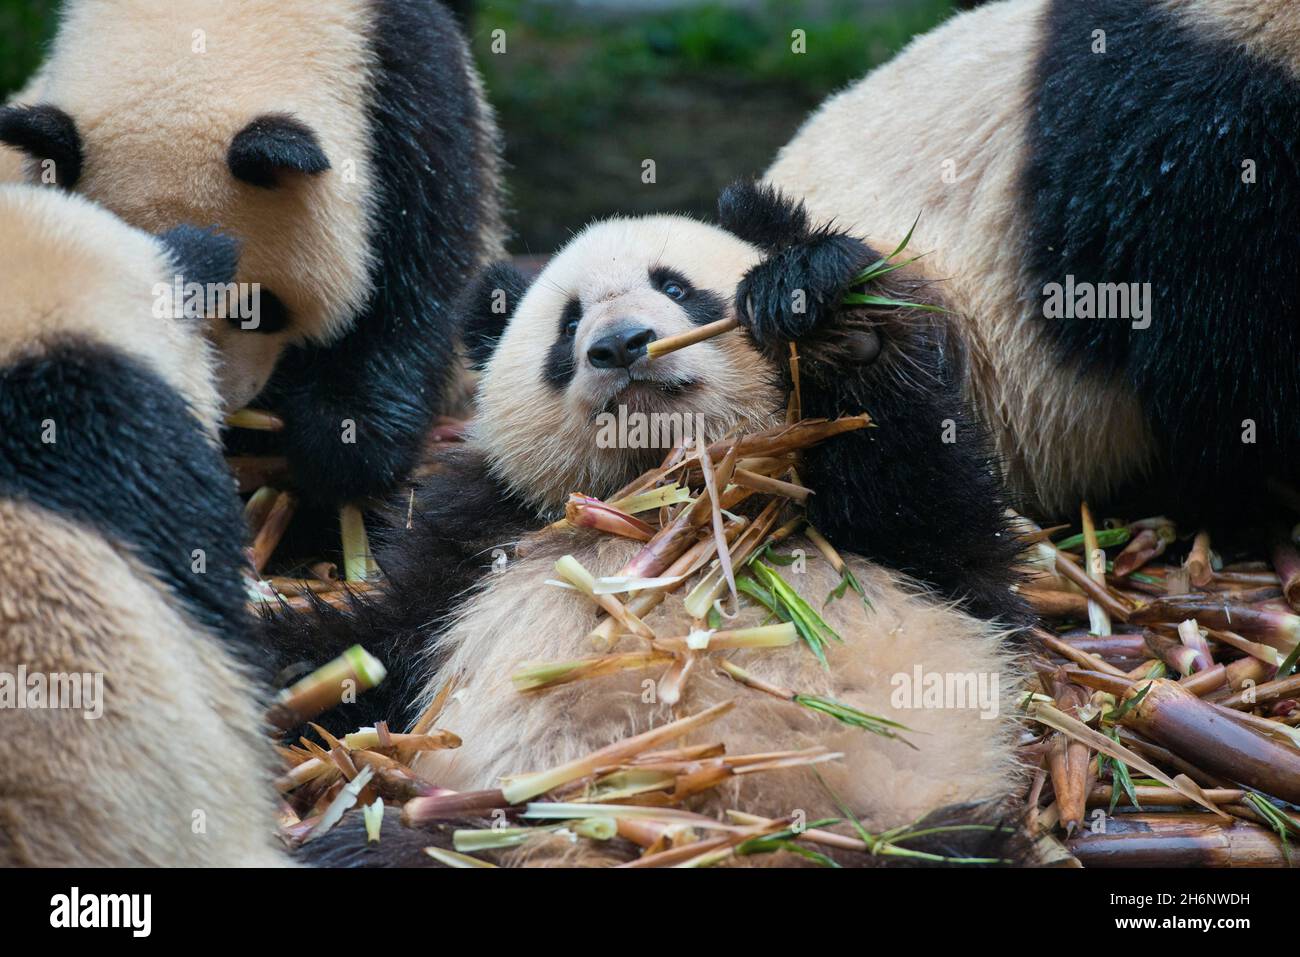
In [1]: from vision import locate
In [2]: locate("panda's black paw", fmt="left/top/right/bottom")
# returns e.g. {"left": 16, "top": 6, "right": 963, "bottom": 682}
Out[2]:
{"left": 735, "top": 229, "right": 876, "bottom": 358}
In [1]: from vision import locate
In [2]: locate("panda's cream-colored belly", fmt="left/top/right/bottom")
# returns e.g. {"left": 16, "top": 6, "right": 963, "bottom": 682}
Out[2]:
{"left": 412, "top": 533, "right": 1021, "bottom": 830}
{"left": 763, "top": 0, "right": 1154, "bottom": 517}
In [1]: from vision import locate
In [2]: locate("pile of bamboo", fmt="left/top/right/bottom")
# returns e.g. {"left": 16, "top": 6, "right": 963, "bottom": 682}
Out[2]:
{"left": 1016, "top": 506, "right": 1300, "bottom": 867}
{"left": 265, "top": 412, "right": 1025, "bottom": 867}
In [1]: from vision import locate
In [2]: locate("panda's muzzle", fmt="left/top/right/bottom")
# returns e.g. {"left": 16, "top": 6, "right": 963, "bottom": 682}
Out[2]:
{"left": 586, "top": 325, "right": 657, "bottom": 369}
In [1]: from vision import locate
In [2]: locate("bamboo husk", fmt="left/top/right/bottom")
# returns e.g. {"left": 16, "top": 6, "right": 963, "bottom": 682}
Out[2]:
{"left": 1218, "top": 673, "right": 1300, "bottom": 710}
{"left": 1019, "top": 587, "right": 1089, "bottom": 618}
{"left": 1186, "top": 531, "right": 1214, "bottom": 588}
{"left": 1113, "top": 528, "right": 1166, "bottom": 577}
{"left": 250, "top": 491, "right": 296, "bottom": 574}
{"left": 1273, "top": 542, "right": 1300, "bottom": 613}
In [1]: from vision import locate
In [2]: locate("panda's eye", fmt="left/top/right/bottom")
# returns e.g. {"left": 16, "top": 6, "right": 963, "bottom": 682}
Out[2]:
{"left": 561, "top": 297, "right": 582, "bottom": 337}
{"left": 663, "top": 282, "right": 688, "bottom": 302}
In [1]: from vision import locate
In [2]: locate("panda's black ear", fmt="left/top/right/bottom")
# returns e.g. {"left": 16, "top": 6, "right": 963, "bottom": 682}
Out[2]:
{"left": 718, "top": 180, "right": 810, "bottom": 252}
{"left": 228, "top": 114, "right": 330, "bottom": 189}
{"left": 157, "top": 225, "right": 241, "bottom": 289}
{"left": 0, "top": 104, "right": 83, "bottom": 188}
{"left": 459, "top": 262, "right": 531, "bottom": 369}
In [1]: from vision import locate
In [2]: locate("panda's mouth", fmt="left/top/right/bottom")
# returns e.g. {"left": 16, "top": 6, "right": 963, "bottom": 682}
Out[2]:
{"left": 598, "top": 375, "right": 697, "bottom": 416}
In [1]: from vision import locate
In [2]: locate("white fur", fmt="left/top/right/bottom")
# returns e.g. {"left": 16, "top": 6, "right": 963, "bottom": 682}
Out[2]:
{"left": 414, "top": 534, "right": 1024, "bottom": 834}
{"left": 0, "top": 184, "right": 224, "bottom": 436}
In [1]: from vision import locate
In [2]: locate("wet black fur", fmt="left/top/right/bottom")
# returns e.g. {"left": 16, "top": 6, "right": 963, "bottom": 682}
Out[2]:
{"left": 0, "top": 104, "right": 82, "bottom": 188}
{"left": 227, "top": 114, "right": 331, "bottom": 188}
{"left": 250, "top": 0, "right": 502, "bottom": 505}
{"left": 723, "top": 181, "right": 1025, "bottom": 624}
{"left": 1025, "top": 0, "right": 1300, "bottom": 519}
{"left": 0, "top": 343, "right": 253, "bottom": 660}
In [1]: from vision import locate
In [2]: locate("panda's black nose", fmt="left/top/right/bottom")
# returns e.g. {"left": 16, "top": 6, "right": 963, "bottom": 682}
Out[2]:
{"left": 587, "top": 326, "right": 657, "bottom": 369}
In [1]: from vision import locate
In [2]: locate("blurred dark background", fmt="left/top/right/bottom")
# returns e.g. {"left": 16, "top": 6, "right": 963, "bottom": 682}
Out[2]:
{"left": 0, "top": 0, "right": 969, "bottom": 252}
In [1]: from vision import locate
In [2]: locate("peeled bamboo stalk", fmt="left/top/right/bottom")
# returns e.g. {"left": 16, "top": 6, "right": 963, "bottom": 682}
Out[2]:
{"left": 267, "top": 645, "right": 386, "bottom": 731}
{"left": 645, "top": 316, "right": 738, "bottom": 358}
{"left": 1081, "top": 502, "right": 1112, "bottom": 636}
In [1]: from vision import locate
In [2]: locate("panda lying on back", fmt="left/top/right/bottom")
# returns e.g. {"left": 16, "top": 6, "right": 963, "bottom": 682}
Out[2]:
{"left": 0, "top": 185, "right": 283, "bottom": 866}
{"left": 265, "top": 183, "right": 1031, "bottom": 867}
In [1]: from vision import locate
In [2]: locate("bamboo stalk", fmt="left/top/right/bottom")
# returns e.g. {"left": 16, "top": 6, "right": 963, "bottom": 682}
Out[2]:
{"left": 226, "top": 408, "right": 285, "bottom": 431}
{"left": 1120, "top": 678, "right": 1300, "bottom": 803}
{"left": 267, "top": 644, "right": 387, "bottom": 731}
{"left": 250, "top": 491, "right": 296, "bottom": 574}
{"left": 1218, "top": 672, "right": 1300, "bottom": 710}
{"left": 1069, "top": 814, "right": 1291, "bottom": 867}
{"left": 645, "top": 317, "right": 739, "bottom": 358}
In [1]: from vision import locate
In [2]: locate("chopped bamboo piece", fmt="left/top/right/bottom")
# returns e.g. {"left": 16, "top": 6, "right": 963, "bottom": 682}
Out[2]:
{"left": 250, "top": 491, "right": 296, "bottom": 574}
{"left": 1186, "top": 531, "right": 1214, "bottom": 588}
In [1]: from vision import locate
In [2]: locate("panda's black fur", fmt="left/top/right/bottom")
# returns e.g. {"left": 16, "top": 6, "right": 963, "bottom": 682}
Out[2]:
{"left": 0, "top": 342, "right": 254, "bottom": 661}
{"left": 261, "top": 181, "right": 1025, "bottom": 755}
{"left": 1025, "top": 0, "right": 1300, "bottom": 519}
{"left": 721, "top": 183, "right": 1026, "bottom": 623}
{"left": 253, "top": 0, "right": 504, "bottom": 505}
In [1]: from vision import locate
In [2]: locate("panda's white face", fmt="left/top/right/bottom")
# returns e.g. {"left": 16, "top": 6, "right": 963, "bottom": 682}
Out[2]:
{"left": 477, "top": 216, "right": 784, "bottom": 513}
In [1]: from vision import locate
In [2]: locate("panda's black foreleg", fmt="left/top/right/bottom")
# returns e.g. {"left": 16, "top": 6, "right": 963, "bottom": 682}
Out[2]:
{"left": 258, "top": 300, "right": 460, "bottom": 508}
{"left": 736, "top": 233, "right": 1027, "bottom": 625}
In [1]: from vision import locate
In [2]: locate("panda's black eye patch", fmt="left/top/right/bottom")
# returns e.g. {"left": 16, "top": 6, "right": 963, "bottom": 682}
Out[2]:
{"left": 651, "top": 266, "right": 725, "bottom": 327}
{"left": 543, "top": 296, "right": 581, "bottom": 388}
{"left": 561, "top": 297, "right": 582, "bottom": 337}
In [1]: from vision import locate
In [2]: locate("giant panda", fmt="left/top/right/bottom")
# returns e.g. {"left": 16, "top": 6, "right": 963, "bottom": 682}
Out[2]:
{"left": 0, "top": 184, "right": 285, "bottom": 867}
{"left": 264, "top": 182, "right": 1032, "bottom": 867}
{"left": 0, "top": 0, "right": 505, "bottom": 505}
{"left": 764, "top": 0, "right": 1300, "bottom": 522}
